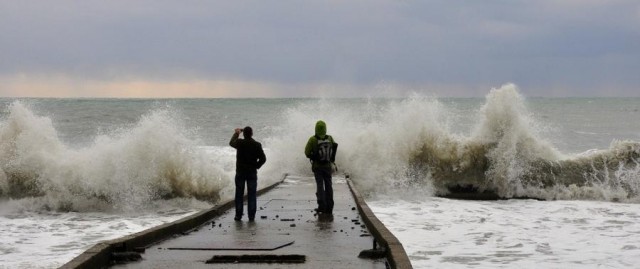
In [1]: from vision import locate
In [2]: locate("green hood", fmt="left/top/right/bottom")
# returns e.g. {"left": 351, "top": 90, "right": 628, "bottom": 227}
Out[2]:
{"left": 315, "top": 120, "right": 327, "bottom": 138}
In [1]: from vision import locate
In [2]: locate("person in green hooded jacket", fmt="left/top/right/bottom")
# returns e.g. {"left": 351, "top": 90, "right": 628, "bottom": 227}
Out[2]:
{"left": 305, "top": 120, "right": 338, "bottom": 215}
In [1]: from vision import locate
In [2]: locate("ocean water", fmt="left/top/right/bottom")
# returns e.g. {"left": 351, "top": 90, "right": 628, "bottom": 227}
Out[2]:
{"left": 1, "top": 84, "right": 640, "bottom": 268}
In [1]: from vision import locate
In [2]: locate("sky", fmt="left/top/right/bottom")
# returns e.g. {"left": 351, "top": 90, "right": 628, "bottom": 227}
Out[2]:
{"left": 1, "top": 0, "right": 639, "bottom": 98}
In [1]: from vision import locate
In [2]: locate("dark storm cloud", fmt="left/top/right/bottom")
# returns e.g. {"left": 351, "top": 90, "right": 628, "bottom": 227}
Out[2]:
{"left": 0, "top": 0, "right": 638, "bottom": 96}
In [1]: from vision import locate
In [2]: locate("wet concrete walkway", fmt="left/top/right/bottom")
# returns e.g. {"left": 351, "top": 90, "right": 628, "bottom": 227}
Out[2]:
{"left": 112, "top": 175, "right": 387, "bottom": 268}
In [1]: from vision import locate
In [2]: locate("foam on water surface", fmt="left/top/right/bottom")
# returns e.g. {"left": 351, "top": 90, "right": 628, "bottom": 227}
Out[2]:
{"left": 369, "top": 198, "right": 640, "bottom": 268}
{"left": 0, "top": 209, "right": 197, "bottom": 269}
{"left": 1, "top": 85, "right": 640, "bottom": 268}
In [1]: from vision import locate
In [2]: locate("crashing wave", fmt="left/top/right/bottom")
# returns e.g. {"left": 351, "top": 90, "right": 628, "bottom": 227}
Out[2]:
{"left": 409, "top": 85, "right": 640, "bottom": 201}
{"left": 0, "top": 102, "right": 229, "bottom": 211}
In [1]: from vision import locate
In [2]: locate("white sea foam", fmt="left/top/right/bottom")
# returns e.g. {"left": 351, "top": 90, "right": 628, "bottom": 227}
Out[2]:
{"left": 370, "top": 198, "right": 640, "bottom": 269}
{"left": 3, "top": 87, "right": 638, "bottom": 209}
{"left": 0, "top": 102, "right": 231, "bottom": 212}
{"left": 1, "top": 90, "right": 640, "bottom": 269}
{"left": 265, "top": 84, "right": 640, "bottom": 202}
{"left": 263, "top": 96, "right": 449, "bottom": 197}
{"left": 0, "top": 208, "right": 198, "bottom": 269}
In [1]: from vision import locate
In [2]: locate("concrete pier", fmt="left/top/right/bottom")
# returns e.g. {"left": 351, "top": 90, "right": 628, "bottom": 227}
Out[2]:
{"left": 62, "top": 175, "right": 412, "bottom": 269}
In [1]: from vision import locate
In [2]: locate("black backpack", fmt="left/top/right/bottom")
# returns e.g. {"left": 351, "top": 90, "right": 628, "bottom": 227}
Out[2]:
{"left": 314, "top": 135, "right": 338, "bottom": 164}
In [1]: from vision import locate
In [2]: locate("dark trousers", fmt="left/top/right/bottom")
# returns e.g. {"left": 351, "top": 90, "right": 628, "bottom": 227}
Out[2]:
{"left": 234, "top": 171, "right": 257, "bottom": 219}
{"left": 313, "top": 167, "right": 333, "bottom": 213}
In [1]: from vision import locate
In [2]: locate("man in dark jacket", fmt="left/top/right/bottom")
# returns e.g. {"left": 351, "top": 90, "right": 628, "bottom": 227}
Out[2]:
{"left": 230, "top": 126, "right": 266, "bottom": 221}
{"left": 305, "top": 120, "right": 337, "bottom": 215}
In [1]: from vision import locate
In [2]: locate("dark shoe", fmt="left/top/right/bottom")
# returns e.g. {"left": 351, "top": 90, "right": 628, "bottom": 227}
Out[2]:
{"left": 234, "top": 216, "right": 242, "bottom": 221}
{"left": 318, "top": 213, "right": 334, "bottom": 222}
{"left": 248, "top": 218, "right": 255, "bottom": 222}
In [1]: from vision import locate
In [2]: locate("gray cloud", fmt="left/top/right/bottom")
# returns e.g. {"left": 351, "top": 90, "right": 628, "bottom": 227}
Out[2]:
{"left": 0, "top": 0, "right": 638, "bottom": 97}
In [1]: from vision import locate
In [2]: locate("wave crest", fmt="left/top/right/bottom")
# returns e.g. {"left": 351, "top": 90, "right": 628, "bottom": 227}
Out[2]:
{"left": 269, "top": 84, "right": 640, "bottom": 202}
{"left": 409, "top": 85, "right": 640, "bottom": 201}
{"left": 0, "top": 102, "right": 229, "bottom": 212}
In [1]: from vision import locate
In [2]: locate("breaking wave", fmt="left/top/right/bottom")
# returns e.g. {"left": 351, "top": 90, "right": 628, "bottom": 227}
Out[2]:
{"left": 268, "top": 84, "right": 640, "bottom": 202}
{"left": 2, "top": 85, "right": 639, "bottom": 209}
{"left": 411, "top": 86, "right": 640, "bottom": 201}
{"left": 0, "top": 102, "right": 229, "bottom": 212}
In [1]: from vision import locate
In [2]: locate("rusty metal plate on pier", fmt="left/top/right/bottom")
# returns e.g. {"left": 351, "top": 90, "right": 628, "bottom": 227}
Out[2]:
{"left": 167, "top": 240, "right": 294, "bottom": 251}
{"left": 205, "top": 254, "right": 306, "bottom": 264}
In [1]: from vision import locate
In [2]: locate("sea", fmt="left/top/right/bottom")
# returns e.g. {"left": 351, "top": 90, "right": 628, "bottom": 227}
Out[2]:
{"left": 1, "top": 84, "right": 640, "bottom": 268}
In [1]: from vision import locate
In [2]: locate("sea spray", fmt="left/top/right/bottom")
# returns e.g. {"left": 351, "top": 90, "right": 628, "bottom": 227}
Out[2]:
{"left": 0, "top": 102, "right": 230, "bottom": 212}
{"left": 4, "top": 91, "right": 637, "bottom": 210}
{"left": 265, "top": 86, "right": 640, "bottom": 202}
{"left": 2, "top": 96, "right": 639, "bottom": 269}
{"left": 264, "top": 97, "right": 448, "bottom": 196}
{"left": 408, "top": 84, "right": 640, "bottom": 201}
{"left": 471, "top": 84, "right": 561, "bottom": 196}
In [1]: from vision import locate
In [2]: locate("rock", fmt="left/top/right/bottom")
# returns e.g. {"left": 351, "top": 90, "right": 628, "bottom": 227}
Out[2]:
{"left": 358, "top": 249, "right": 386, "bottom": 259}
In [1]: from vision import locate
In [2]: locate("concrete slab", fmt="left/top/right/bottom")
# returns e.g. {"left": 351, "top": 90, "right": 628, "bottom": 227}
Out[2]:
{"left": 112, "top": 175, "right": 388, "bottom": 269}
